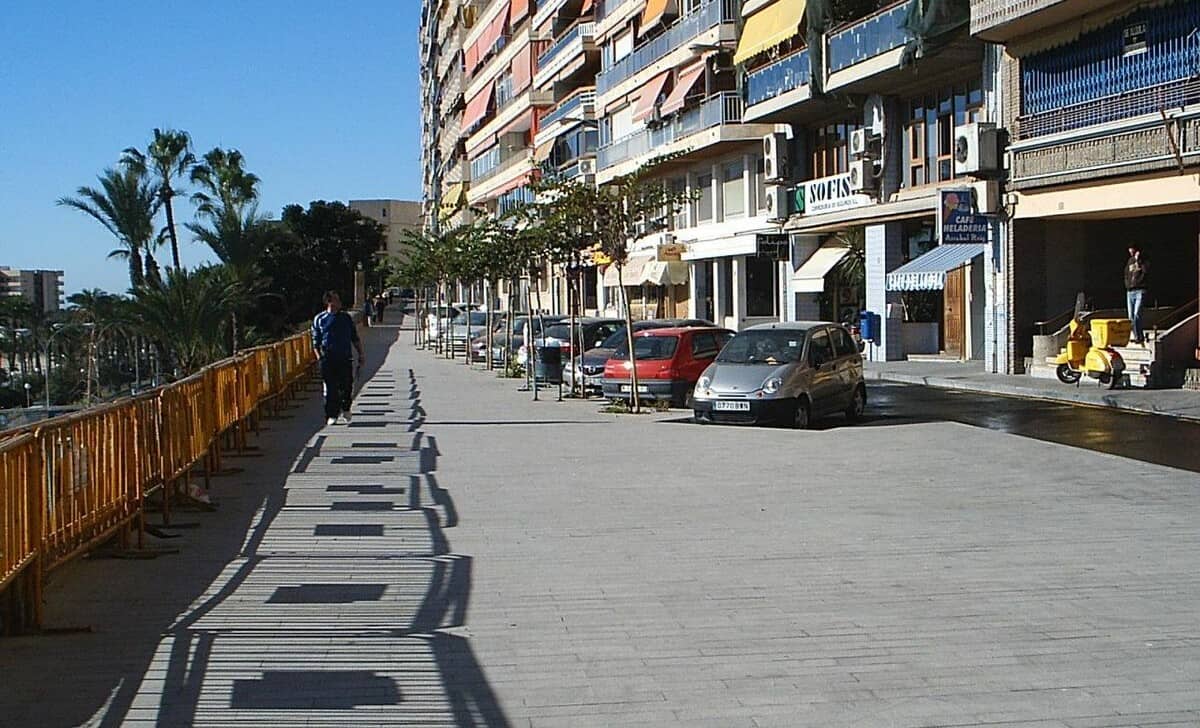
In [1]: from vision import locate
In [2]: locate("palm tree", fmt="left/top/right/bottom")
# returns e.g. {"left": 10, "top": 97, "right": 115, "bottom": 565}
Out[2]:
{"left": 122, "top": 128, "right": 196, "bottom": 273}
{"left": 188, "top": 206, "right": 279, "bottom": 352}
{"left": 190, "top": 147, "right": 260, "bottom": 220}
{"left": 58, "top": 167, "right": 162, "bottom": 289}
{"left": 130, "top": 266, "right": 234, "bottom": 375}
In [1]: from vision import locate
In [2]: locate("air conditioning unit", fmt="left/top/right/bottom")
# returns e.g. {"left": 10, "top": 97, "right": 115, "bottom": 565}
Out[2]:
{"left": 577, "top": 158, "right": 596, "bottom": 176}
{"left": 847, "top": 159, "right": 876, "bottom": 193}
{"left": 763, "top": 184, "right": 789, "bottom": 222}
{"left": 953, "top": 122, "right": 999, "bottom": 175}
{"left": 849, "top": 128, "right": 877, "bottom": 159}
{"left": 763, "top": 133, "right": 790, "bottom": 183}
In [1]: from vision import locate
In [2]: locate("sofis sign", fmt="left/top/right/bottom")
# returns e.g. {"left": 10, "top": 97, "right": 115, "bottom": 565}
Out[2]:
{"left": 796, "top": 172, "right": 872, "bottom": 215}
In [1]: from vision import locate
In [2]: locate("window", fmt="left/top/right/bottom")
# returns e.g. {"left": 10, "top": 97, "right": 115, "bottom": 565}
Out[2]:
{"left": 808, "top": 330, "right": 834, "bottom": 366}
{"left": 831, "top": 327, "right": 857, "bottom": 357}
{"left": 902, "top": 79, "right": 983, "bottom": 187}
{"left": 696, "top": 173, "right": 714, "bottom": 223}
{"left": 381, "top": 208, "right": 387, "bottom": 217}
{"left": 745, "top": 256, "right": 777, "bottom": 318}
{"left": 613, "top": 29, "right": 633, "bottom": 61}
{"left": 809, "top": 122, "right": 860, "bottom": 178}
{"left": 669, "top": 178, "right": 688, "bottom": 230}
{"left": 691, "top": 331, "right": 719, "bottom": 358}
{"left": 754, "top": 157, "right": 767, "bottom": 213}
{"left": 722, "top": 160, "right": 745, "bottom": 219}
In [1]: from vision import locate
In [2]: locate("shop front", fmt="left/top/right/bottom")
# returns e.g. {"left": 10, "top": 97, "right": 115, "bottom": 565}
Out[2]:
{"left": 684, "top": 230, "right": 789, "bottom": 330}
{"left": 599, "top": 242, "right": 690, "bottom": 320}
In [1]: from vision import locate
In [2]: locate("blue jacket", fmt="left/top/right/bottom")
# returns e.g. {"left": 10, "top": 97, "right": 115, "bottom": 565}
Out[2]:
{"left": 312, "top": 310, "right": 359, "bottom": 360}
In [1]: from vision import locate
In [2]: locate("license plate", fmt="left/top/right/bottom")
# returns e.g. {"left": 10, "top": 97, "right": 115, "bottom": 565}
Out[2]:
{"left": 713, "top": 400, "right": 750, "bottom": 411}
{"left": 585, "top": 376, "right": 602, "bottom": 386}
{"left": 619, "top": 385, "right": 649, "bottom": 393}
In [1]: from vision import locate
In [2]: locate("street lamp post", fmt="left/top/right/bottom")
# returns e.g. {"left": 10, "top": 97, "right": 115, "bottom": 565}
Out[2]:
{"left": 24, "top": 381, "right": 31, "bottom": 408}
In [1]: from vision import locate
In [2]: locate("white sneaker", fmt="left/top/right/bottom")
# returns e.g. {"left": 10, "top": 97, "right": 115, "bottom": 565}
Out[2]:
{"left": 326, "top": 417, "right": 337, "bottom": 426}
{"left": 342, "top": 413, "right": 353, "bottom": 424}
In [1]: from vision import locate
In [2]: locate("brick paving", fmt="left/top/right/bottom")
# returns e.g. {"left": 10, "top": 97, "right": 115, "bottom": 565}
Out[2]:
{"left": 2, "top": 325, "right": 1199, "bottom": 727}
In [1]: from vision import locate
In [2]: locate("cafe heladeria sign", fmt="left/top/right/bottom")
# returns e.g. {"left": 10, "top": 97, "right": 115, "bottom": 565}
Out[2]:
{"left": 939, "top": 188, "right": 989, "bottom": 245}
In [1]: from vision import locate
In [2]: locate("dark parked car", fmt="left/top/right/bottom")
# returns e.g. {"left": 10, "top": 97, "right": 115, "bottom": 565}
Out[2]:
{"left": 472, "top": 314, "right": 567, "bottom": 364}
{"left": 602, "top": 327, "right": 734, "bottom": 407}
{"left": 691, "top": 322, "right": 865, "bottom": 428}
{"left": 521, "top": 318, "right": 624, "bottom": 367}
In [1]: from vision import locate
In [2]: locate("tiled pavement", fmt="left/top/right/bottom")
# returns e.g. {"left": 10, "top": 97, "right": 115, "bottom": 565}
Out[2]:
{"left": 2, "top": 325, "right": 1200, "bottom": 727}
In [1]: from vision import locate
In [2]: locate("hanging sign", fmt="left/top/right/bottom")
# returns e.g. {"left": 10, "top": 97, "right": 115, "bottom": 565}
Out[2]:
{"left": 939, "top": 188, "right": 989, "bottom": 245}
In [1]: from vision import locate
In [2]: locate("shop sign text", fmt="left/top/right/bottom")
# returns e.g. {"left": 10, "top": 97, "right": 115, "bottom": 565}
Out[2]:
{"left": 939, "top": 188, "right": 990, "bottom": 245}
{"left": 798, "top": 172, "right": 873, "bottom": 216}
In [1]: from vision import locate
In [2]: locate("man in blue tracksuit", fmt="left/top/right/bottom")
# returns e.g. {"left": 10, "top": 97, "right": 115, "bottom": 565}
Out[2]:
{"left": 312, "top": 291, "right": 366, "bottom": 425}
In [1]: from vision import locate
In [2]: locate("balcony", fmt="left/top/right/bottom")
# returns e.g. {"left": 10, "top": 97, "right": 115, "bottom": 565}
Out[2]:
{"left": 743, "top": 48, "right": 810, "bottom": 119}
{"left": 471, "top": 147, "right": 530, "bottom": 186}
{"left": 595, "top": 0, "right": 739, "bottom": 96}
{"left": 534, "top": 22, "right": 597, "bottom": 85}
{"left": 826, "top": 0, "right": 913, "bottom": 74}
{"left": 597, "top": 92, "right": 745, "bottom": 171}
{"left": 970, "top": 0, "right": 1126, "bottom": 44}
{"left": 541, "top": 87, "right": 596, "bottom": 128}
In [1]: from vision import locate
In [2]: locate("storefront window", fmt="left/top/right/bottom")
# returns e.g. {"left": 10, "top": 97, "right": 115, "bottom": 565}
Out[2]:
{"left": 719, "top": 258, "right": 733, "bottom": 317}
{"left": 722, "top": 161, "right": 745, "bottom": 219}
{"left": 809, "top": 121, "right": 860, "bottom": 178}
{"left": 745, "top": 256, "right": 777, "bottom": 317}
{"left": 696, "top": 173, "right": 714, "bottom": 223}
{"left": 903, "top": 80, "right": 984, "bottom": 187}
{"left": 695, "top": 261, "right": 715, "bottom": 322}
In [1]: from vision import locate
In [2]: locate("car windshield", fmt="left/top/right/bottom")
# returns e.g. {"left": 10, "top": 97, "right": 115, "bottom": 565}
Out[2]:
{"left": 612, "top": 336, "right": 679, "bottom": 361}
{"left": 715, "top": 330, "right": 805, "bottom": 364}
{"left": 452, "top": 312, "right": 488, "bottom": 326}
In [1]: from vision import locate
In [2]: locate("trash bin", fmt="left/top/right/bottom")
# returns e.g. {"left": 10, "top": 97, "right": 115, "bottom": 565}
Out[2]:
{"left": 534, "top": 342, "right": 563, "bottom": 384}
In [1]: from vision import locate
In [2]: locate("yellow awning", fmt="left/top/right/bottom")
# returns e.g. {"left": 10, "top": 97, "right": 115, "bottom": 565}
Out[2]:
{"left": 733, "top": 0, "right": 807, "bottom": 65}
{"left": 440, "top": 183, "right": 467, "bottom": 219}
{"left": 639, "top": 0, "right": 675, "bottom": 37}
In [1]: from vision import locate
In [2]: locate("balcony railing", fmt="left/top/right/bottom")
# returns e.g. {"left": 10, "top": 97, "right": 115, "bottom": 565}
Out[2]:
{"left": 827, "top": 0, "right": 914, "bottom": 74}
{"left": 538, "top": 22, "right": 595, "bottom": 71}
{"left": 745, "top": 48, "right": 810, "bottom": 107}
{"left": 472, "top": 149, "right": 531, "bottom": 185}
{"left": 541, "top": 87, "right": 597, "bottom": 128}
{"left": 970, "top": 0, "right": 1064, "bottom": 38}
{"left": 598, "top": 92, "right": 743, "bottom": 170}
{"left": 596, "top": 0, "right": 739, "bottom": 96}
{"left": 1017, "top": 77, "right": 1200, "bottom": 140}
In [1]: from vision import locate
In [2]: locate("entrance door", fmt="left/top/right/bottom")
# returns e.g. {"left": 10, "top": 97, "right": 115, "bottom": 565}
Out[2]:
{"left": 943, "top": 266, "right": 966, "bottom": 359}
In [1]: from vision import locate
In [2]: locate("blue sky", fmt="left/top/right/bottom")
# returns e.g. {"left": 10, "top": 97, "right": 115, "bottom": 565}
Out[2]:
{"left": 0, "top": 1, "right": 422, "bottom": 296}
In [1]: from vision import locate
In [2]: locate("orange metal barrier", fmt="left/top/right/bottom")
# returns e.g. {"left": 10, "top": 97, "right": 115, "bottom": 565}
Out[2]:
{"left": 0, "top": 331, "right": 314, "bottom": 634}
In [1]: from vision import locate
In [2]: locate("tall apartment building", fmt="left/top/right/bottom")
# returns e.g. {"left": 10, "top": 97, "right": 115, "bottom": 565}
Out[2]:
{"left": 349, "top": 199, "right": 424, "bottom": 259}
{"left": 0, "top": 267, "right": 64, "bottom": 313}
{"left": 418, "top": 0, "right": 1200, "bottom": 379}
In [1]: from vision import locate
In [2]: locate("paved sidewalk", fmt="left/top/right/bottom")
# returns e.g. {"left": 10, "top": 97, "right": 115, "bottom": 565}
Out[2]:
{"left": 3, "top": 326, "right": 1199, "bottom": 727}
{"left": 865, "top": 359, "right": 1200, "bottom": 422}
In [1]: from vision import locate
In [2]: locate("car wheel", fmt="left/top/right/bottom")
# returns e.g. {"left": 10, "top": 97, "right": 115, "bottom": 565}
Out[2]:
{"left": 692, "top": 410, "right": 706, "bottom": 424}
{"left": 844, "top": 385, "right": 866, "bottom": 422}
{"left": 792, "top": 398, "right": 812, "bottom": 430}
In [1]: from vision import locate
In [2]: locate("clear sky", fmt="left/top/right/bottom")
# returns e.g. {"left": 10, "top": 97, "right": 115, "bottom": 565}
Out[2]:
{"left": 0, "top": 0, "right": 422, "bottom": 296}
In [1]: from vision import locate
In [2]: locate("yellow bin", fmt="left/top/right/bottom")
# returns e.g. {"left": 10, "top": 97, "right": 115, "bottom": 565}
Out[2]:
{"left": 1090, "top": 318, "right": 1131, "bottom": 348}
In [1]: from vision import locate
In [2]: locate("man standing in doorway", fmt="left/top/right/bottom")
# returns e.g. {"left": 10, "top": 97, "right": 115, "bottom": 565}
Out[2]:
{"left": 312, "top": 291, "right": 366, "bottom": 425}
{"left": 1124, "top": 246, "right": 1149, "bottom": 345}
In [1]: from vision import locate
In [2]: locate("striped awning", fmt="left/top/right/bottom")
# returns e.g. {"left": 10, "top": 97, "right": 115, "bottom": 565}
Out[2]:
{"left": 640, "top": 0, "right": 675, "bottom": 36}
{"left": 660, "top": 61, "right": 705, "bottom": 115}
{"left": 886, "top": 244, "right": 984, "bottom": 292}
{"left": 733, "top": 0, "right": 807, "bottom": 65}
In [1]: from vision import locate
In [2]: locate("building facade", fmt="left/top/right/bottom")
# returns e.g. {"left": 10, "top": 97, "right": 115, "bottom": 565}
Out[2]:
{"left": 418, "top": 0, "right": 1200, "bottom": 380}
{"left": 349, "top": 199, "right": 424, "bottom": 259}
{"left": 0, "top": 267, "right": 64, "bottom": 313}
{"left": 973, "top": 0, "right": 1200, "bottom": 381}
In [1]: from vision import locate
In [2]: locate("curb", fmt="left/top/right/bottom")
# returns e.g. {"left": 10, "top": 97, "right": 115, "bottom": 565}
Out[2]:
{"left": 864, "top": 370, "right": 1200, "bottom": 423}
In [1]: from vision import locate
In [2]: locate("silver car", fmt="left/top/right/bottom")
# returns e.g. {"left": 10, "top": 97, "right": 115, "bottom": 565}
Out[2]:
{"left": 691, "top": 322, "right": 865, "bottom": 428}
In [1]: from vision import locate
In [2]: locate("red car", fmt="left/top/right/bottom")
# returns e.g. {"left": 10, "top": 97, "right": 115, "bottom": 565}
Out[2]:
{"left": 602, "top": 327, "right": 735, "bottom": 407}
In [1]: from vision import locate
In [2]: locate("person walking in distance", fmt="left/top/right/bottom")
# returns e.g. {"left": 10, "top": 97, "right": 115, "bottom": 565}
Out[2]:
{"left": 1124, "top": 246, "right": 1149, "bottom": 345}
{"left": 312, "top": 291, "right": 365, "bottom": 425}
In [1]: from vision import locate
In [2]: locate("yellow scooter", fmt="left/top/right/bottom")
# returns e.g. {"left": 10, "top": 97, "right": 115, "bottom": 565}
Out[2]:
{"left": 1053, "top": 315, "right": 1130, "bottom": 389}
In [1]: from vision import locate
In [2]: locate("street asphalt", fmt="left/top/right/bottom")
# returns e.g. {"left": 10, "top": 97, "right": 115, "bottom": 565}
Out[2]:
{"left": 1, "top": 324, "right": 1198, "bottom": 727}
